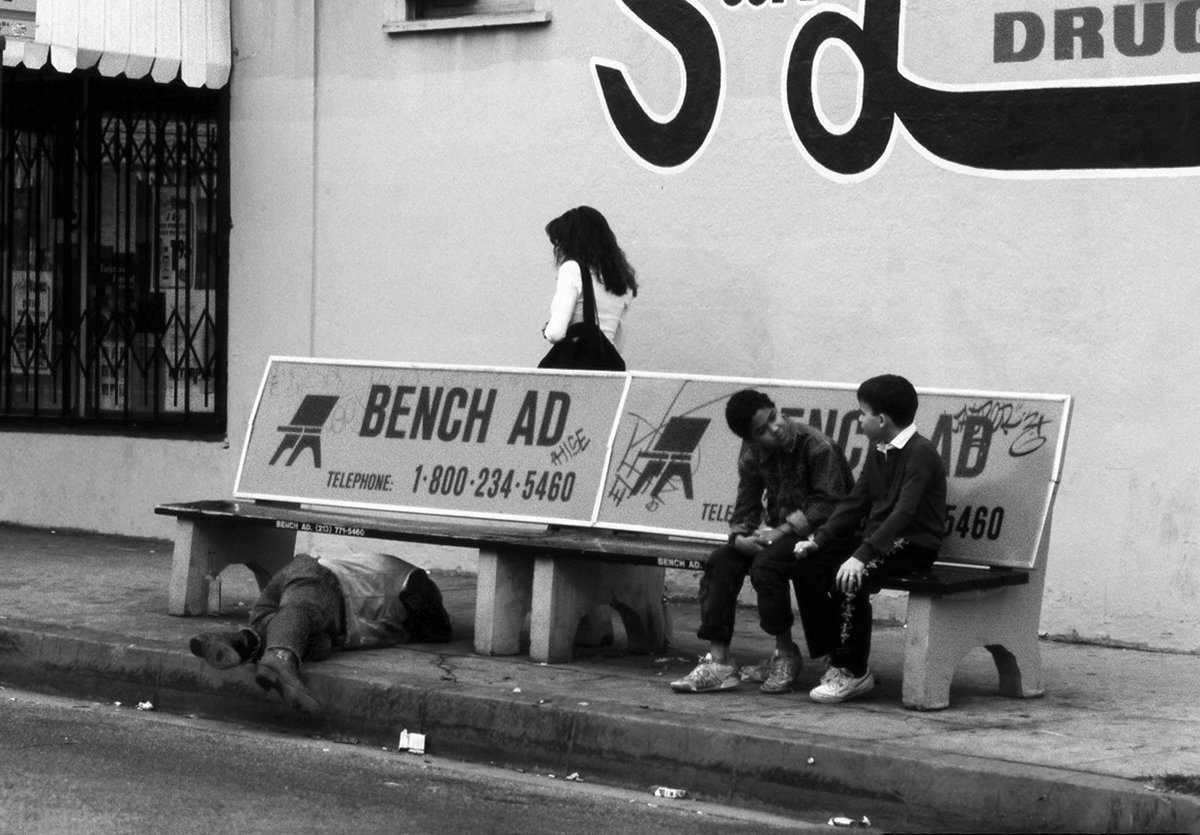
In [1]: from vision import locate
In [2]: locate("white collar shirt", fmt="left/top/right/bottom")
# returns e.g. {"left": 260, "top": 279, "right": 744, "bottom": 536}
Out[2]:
{"left": 878, "top": 423, "right": 917, "bottom": 456}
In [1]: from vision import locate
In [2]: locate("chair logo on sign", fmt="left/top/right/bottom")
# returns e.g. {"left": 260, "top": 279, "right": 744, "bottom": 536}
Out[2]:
{"left": 269, "top": 395, "right": 340, "bottom": 468}
{"left": 627, "top": 416, "right": 711, "bottom": 504}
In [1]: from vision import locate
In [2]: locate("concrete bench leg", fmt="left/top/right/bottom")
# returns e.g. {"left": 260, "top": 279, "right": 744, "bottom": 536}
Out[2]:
{"left": 529, "top": 559, "right": 670, "bottom": 664}
{"left": 603, "top": 565, "right": 670, "bottom": 656}
{"left": 474, "top": 548, "right": 533, "bottom": 657}
{"left": 167, "top": 518, "right": 297, "bottom": 616}
{"left": 901, "top": 575, "right": 1046, "bottom": 711}
{"left": 987, "top": 640, "right": 1044, "bottom": 700}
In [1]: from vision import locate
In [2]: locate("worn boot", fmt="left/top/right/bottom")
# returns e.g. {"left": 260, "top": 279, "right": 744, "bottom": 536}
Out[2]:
{"left": 189, "top": 628, "right": 261, "bottom": 670}
{"left": 254, "top": 648, "right": 322, "bottom": 715}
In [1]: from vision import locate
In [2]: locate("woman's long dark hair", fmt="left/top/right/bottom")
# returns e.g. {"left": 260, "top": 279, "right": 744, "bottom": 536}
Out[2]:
{"left": 545, "top": 206, "right": 638, "bottom": 297}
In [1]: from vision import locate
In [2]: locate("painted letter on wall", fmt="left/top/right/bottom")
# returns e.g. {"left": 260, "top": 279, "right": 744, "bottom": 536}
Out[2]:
{"left": 592, "top": 0, "right": 725, "bottom": 173}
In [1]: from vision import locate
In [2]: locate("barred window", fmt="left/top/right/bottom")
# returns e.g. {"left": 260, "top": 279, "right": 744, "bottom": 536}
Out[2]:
{"left": 0, "top": 68, "right": 228, "bottom": 434}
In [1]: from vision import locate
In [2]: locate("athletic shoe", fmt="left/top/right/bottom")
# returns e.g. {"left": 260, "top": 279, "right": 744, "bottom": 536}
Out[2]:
{"left": 669, "top": 654, "right": 740, "bottom": 693}
{"left": 809, "top": 666, "right": 875, "bottom": 704}
{"left": 760, "top": 649, "right": 802, "bottom": 694}
{"left": 255, "top": 648, "right": 323, "bottom": 715}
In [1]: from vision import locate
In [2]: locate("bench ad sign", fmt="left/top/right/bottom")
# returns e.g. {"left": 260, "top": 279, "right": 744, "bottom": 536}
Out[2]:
{"left": 234, "top": 358, "right": 627, "bottom": 524}
{"left": 598, "top": 375, "right": 1070, "bottom": 570}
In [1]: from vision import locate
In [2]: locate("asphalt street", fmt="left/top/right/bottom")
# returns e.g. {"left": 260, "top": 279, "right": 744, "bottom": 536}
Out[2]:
{"left": 0, "top": 687, "right": 844, "bottom": 835}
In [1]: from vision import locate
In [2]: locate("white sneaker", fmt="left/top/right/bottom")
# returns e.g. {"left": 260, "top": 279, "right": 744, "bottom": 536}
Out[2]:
{"left": 809, "top": 666, "right": 875, "bottom": 704}
{"left": 670, "top": 654, "right": 740, "bottom": 693}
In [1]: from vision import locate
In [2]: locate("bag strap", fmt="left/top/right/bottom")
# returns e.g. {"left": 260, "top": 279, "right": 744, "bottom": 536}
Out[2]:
{"left": 577, "top": 259, "right": 600, "bottom": 328}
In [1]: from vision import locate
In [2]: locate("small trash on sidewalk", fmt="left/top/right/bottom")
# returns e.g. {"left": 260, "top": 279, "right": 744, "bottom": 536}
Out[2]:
{"left": 136, "top": 701, "right": 154, "bottom": 711}
{"left": 652, "top": 786, "right": 688, "bottom": 800}
{"left": 398, "top": 729, "right": 426, "bottom": 755}
{"left": 828, "top": 815, "right": 871, "bottom": 827}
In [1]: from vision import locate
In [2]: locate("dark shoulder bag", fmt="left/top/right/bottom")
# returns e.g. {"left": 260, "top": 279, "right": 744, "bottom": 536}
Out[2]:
{"left": 538, "top": 262, "right": 626, "bottom": 372}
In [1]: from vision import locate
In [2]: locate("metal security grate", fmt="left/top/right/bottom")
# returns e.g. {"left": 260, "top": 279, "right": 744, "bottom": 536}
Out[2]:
{"left": 0, "top": 68, "right": 228, "bottom": 433}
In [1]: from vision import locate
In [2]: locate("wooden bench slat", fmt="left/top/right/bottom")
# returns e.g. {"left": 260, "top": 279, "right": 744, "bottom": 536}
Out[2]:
{"left": 156, "top": 500, "right": 714, "bottom": 569}
{"left": 878, "top": 566, "right": 1029, "bottom": 595}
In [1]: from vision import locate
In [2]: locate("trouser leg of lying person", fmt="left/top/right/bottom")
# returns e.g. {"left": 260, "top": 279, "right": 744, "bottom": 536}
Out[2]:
{"left": 248, "top": 555, "right": 342, "bottom": 714}
{"left": 249, "top": 555, "right": 343, "bottom": 660}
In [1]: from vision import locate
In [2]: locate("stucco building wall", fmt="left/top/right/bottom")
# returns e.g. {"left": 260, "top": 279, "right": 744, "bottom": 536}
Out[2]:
{"left": 3, "top": 0, "right": 1195, "bottom": 652}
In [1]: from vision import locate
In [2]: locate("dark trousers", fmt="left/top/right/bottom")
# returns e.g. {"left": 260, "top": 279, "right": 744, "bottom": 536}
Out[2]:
{"left": 249, "top": 555, "right": 343, "bottom": 662}
{"left": 697, "top": 534, "right": 800, "bottom": 646}
{"left": 795, "top": 540, "right": 937, "bottom": 676}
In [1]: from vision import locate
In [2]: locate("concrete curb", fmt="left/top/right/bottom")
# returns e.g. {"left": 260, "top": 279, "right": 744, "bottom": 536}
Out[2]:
{"left": 2, "top": 619, "right": 1197, "bottom": 834}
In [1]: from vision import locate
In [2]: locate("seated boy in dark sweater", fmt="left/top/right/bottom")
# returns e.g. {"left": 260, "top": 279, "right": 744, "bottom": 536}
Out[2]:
{"left": 670, "top": 389, "right": 853, "bottom": 695}
{"left": 793, "top": 374, "right": 947, "bottom": 704}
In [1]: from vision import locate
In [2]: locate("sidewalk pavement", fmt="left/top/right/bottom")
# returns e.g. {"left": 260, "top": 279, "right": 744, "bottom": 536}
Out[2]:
{"left": 0, "top": 524, "right": 1197, "bottom": 834}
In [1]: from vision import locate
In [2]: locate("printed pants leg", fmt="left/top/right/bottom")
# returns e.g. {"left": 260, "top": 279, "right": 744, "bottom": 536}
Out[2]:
{"left": 794, "top": 544, "right": 853, "bottom": 660}
{"left": 795, "top": 541, "right": 936, "bottom": 674}
{"left": 249, "top": 554, "right": 342, "bottom": 663}
{"left": 830, "top": 542, "right": 938, "bottom": 676}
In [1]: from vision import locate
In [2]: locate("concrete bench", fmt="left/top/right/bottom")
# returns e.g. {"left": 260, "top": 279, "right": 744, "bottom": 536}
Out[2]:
{"left": 157, "top": 358, "right": 1070, "bottom": 710}
{"left": 156, "top": 498, "right": 698, "bottom": 664}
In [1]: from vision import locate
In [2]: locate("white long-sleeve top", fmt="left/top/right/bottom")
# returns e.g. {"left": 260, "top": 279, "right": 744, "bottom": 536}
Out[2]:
{"left": 542, "top": 260, "right": 631, "bottom": 352}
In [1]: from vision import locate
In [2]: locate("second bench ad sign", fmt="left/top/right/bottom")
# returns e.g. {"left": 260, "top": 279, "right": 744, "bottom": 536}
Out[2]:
{"left": 596, "top": 375, "right": 1070, "bottom": 570}
{"left": 235, "top": 358, "right": 627, "bottom": 525}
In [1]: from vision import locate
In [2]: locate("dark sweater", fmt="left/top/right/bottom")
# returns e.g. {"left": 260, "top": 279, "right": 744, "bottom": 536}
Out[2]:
{"left": 728, "top": 419, "right": 854, "bottom": 540}
{"left": 811, "top": 431, "right": 947, "bottom": 563}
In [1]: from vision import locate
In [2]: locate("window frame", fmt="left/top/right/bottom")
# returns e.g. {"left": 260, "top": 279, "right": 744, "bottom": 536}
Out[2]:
{"left": 0, "top": 67, "right": 230, "bottom": 438}
{"left": 383, "top": 0, "right": 550, "bottom": 34}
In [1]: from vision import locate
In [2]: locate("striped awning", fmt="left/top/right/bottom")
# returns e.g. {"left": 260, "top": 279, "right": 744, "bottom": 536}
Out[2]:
{"left": 1, "top": 0, "right": 230, "bottom": 89}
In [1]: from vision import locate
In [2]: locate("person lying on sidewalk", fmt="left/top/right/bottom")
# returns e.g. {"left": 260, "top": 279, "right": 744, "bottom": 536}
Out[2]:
{"left": 189, "top": 551, "right": 452, "bottom": 715}
{"left": 794, "top": 374, "right": 947, "bottom": 704}
{"left": 670, "top": 389, "right": 854, "bottom": 695}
